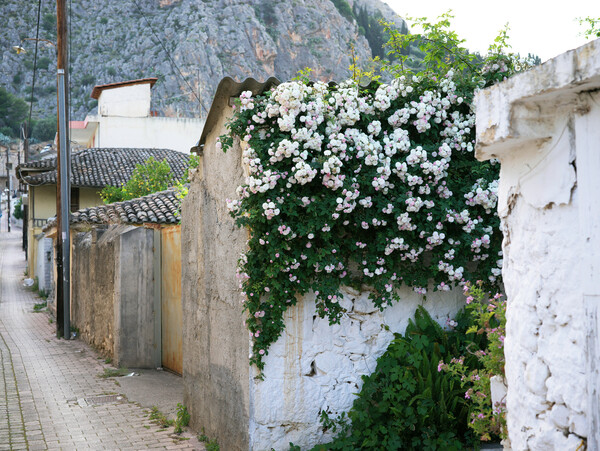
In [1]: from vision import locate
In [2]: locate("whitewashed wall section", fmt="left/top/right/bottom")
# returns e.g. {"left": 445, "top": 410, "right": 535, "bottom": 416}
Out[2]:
{"left": 249, "top": 285, "right": 464, "bottom": 450}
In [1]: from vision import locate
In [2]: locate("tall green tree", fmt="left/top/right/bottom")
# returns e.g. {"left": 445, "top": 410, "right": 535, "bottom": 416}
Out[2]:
{"left": 0, "top": 87, "right": 28, "bottom": 137}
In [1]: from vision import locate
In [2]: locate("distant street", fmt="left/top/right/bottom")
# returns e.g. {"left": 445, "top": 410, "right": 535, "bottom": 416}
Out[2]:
{"left": 0, "top": 227, "right": 202, "bottom": 450}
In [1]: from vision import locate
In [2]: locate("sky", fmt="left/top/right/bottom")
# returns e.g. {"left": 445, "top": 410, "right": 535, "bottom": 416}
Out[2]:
{"left": 384, "top": 0, "right": 599, "bottom": 62}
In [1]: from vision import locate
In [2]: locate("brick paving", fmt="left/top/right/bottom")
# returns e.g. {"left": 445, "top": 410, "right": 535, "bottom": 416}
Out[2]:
{"left": 0, "top": 229, "right": 204, "bottom": 450}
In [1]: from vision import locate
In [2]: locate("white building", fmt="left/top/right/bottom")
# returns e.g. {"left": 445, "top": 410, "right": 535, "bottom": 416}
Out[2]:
{"left": 70, "top": 78, "right": 204, "bottom": 154}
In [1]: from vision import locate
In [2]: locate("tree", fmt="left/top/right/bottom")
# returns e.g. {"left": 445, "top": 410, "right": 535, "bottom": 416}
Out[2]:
{"left": 100, "top": 157, "right": 175, "bottom": 203}
{"left": 0, "top": 87, "right": 28, "bottom": 138}
{"left": 32, "top": 115, "right": 57, "bottom": 141}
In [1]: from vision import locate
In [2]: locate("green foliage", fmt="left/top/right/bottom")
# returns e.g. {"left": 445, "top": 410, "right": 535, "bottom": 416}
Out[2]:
{"left": 32, "top": 115, "right": 57, "bottom": 141}
{"left": 220, "top": 13, "right": 530, "bottom": 371}
{"left": 441, "top": 282, "right": 507, "bottom": 441}
{"left": 331, "top": 0, "right": 355, "bottom": 23}
{"left": 579, "top": 16, "right": 600, "bottom": 39}
{"left": 0, "top": 87, "right": 28, "bottom": 137}
{"left": 253, "top": 2, "right": 278, "bottom": 40}
{"left": 33, "top": 301, "right": 47, "bottom": 311}
{"left": 174, "top": 403, "right": 190, "bottom": 434}
{"left": 319, "top": 306, "right": 482, "bottom": 450}
{"left": 13, "top": 198, "right": 23, "bottom": 220}
{"left": 99, "top": 367, "right": 131, "bottom": 378}
{"left": 100, "top": 157, "right": 175, "bottom": 203}
{"left": 149, "top": 406, "right": 175, "bottom": 428}
{"left": 80, "top": 73, "right": 95, "bottom": 86}
{"left": 37, "top": 56, "right": 52, "bottom": 71}
{"left": 198, "top": 429, "right": 220, "bottom": 450}
{"left": 42, "top": 13, "right": 57, "bottom": 37}
{"left": 353, "top": 5, "right": 388, "bottom": 58}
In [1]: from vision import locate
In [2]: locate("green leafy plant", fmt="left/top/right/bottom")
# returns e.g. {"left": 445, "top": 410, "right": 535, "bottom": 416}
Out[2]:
{"left": 100, "top": 157, "right": 175, "bottom": 203}
{"left": 220, "top": 13, "right": 531, "bottom": 370}
{"left": 174, "top": 403, "right": 190, "bottom": 434}
{"left": 198, "top": 429, "right": 220, "bottom": 450}
{"left": 316, "top": 306, "right": 483, "bottom": 450}
{"left": 149, "top": 406, "right": 175, "bottom": 428}
{"left": 33, "top": 301, "right": 47, "bottom": 312}
{"left": 578, "top": 16, "right": 600, "bottom": 39}
{"left": 99, "top": 367, "right": 131, "bottom": 378}
{"left": 441, "top": 282, "right": 506, "bottom": 441}
{"left": 13, "top": 198, "right": 23, "bottom": 220}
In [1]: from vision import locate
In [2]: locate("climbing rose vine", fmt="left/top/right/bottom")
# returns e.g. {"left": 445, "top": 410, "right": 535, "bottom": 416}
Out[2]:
{"left": 219, "top": 67, "right": 511, "bottom": 370}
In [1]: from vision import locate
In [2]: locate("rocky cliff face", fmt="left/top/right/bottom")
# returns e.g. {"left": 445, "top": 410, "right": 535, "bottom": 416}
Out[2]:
{"left": 0, "top": 0, "right": 404, "bottom": 121}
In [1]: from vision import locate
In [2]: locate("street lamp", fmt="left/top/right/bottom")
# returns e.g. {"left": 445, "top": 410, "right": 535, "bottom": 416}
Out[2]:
{"left": 12, "top": 38, "right": 56, "bottom": 55}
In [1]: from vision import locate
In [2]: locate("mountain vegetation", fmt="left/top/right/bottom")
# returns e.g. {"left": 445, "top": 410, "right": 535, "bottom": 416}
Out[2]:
{"left": 0, "top": 0, "right": 407, "bottom": 128}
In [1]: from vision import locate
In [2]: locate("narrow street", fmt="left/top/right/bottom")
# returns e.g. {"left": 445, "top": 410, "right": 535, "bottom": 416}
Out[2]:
{"left": 0, "top": 227, "right": 201, "bottom": 450}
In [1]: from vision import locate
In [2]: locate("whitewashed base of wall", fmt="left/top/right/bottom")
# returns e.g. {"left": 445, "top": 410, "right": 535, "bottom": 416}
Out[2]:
{"left": 490, "top": 375, "right": 511, "bottom": 450}
{"left": 247, "top": 285, "right": 465, "bottom": 450}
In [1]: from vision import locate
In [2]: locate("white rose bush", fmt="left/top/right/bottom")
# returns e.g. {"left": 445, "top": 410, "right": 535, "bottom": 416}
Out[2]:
{"left": 220, "top": 15, "right": 534, "bottom": 370}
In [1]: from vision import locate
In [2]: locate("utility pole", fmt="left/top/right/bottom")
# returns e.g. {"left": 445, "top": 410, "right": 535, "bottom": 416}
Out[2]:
{"left": 56, "top": 0, "right": 70, "bottom": 339}
{"left": 5, "top": 146, "right": 10, "bottom": 232}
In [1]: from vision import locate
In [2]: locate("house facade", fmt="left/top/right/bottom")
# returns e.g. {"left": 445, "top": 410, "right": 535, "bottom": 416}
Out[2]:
{"left": 16, "top": 147, "right": 191, "bottom": 283}
{"left": 70, "top": 78, "right": 204, "bottom": 154}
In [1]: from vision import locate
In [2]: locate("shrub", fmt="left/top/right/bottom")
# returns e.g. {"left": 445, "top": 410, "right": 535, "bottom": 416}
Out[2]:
{"left": 441, "top": 282, "right": 507, "bottom": 441}
{"left": 315, "top": 306, "right": 484, "bottom": 450}
{"left": 220, "top": 13, "right": 533, "bottom": 370}
{"left": 32, "top": 116, "right": 57, "bottom": 141}
{"left": 100, "top": 157, "right": 175, "bottom": 203}
{"left": 13, "top": 198, "right": 23, "bottom": 220}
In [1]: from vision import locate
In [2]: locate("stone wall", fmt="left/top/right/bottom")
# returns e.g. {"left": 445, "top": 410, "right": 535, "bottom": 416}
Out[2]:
{"left": 71, "top": 225, "right": 161, "bottom": 368}
{"left": 251, "top": 286, "right": 464, "bottom": 450}
{"left": 71, "top": 227, "right": 118, "bottom": 357}
{"left": 35, "top": 236, "right": 53, "bottom": 294}
{"left": 181, "top": 108, "right": 251, "bottom": 451}
{"left": 475, "top": 38, "right": 600, "bottom": 450}
{"left": 182, "top": 101, "right": 465, "bottom": 450}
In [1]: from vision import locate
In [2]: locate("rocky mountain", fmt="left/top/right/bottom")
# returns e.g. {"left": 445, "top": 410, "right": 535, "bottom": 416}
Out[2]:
{"left": 0, "top": 0, "right": 405, "bottom": 124}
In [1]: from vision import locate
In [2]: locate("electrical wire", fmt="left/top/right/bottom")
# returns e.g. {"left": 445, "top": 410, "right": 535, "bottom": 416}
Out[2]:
{"left": 27, "top": 0, "right": 43, "bottom": 144}
{"left": 130, "top": 0, "right": 208, "bottom": 117}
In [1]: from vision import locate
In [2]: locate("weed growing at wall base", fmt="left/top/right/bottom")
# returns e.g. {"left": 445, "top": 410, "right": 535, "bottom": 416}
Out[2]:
{"left": 221, "top": 13, "right": 534, "bottom": 370}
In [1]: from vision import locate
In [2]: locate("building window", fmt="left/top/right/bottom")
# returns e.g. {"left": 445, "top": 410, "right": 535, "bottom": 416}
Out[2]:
{"left": 71, "top": 187, "right": 79, "bottom": 212}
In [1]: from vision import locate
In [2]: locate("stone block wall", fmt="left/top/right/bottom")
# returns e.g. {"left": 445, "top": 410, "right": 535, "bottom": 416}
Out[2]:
{"left": 475, "top": 38, "right": 600, "bottom": 450}
{"left": 71, "top": 227, "right": 118, "bottom": 357}
{"left": 182, "top": 101, "right": 465, "bottom": 450}
{"left": 71, "top": 225, "right": 160, "bottom": 368}
{"left": 251, "top": 286, "right": 464, "bottom": 450}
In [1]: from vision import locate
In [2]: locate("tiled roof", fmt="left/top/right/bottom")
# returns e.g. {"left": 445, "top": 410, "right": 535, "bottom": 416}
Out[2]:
{"left": 17, "top": 148, "right": 190, "bottom": 188}
{"left": 73, "top": 188, "right": 182, "bottom": 225}
{"left": 44, "top": 187, "right": 183, "bottom": 231}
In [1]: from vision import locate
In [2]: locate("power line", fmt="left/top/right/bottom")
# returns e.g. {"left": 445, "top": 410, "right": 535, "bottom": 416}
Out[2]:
{"left": 130, "top": 0, "right": 208, "bottom": 117}
{"left": 27, "top": 0, "right": 43, "bottom": 136}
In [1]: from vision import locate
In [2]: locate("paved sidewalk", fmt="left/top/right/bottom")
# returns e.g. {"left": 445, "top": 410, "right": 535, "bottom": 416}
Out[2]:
{"left": 0, "top": 229, "right": 204, "bottom": 450}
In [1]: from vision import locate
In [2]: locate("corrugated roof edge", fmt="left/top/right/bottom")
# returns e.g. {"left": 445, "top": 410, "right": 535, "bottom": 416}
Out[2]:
{"left": 196, "top": 76, "right": 281, "bottom": 151}
{"left": 194, "top": 76, "right": 382, "bottom": 152}
{"left": 90, "top": 77, "right": 159, "bottom": 99}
